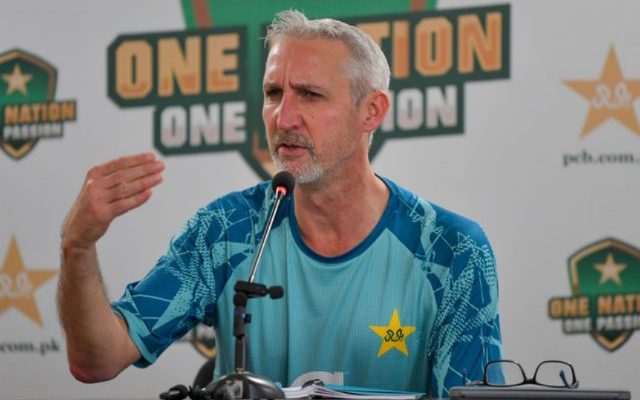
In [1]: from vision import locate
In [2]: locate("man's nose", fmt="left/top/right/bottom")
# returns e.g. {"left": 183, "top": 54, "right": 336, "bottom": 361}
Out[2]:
{"left": 276, "top": 92, "right": 302, "bottom": 131}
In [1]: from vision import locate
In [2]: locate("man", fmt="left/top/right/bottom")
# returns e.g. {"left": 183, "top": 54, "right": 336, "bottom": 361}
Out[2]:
{"left": 58, "top": 10, "right": 502, "bottom": 397}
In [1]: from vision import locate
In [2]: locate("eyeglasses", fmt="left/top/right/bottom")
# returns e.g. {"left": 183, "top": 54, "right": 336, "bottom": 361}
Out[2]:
{"left": 467, "top": 360, "right": 579, "bottom": 389}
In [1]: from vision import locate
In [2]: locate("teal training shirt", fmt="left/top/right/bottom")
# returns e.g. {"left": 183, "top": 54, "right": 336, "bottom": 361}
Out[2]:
{"left": 112, "top": 177, "right": 502, "bottom": 398}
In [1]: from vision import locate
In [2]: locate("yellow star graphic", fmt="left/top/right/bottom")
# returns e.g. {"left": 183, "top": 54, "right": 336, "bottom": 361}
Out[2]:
{"left": 2, "top": 64, "right": 33, "bottom": 95}
{"left": 594, "top": 253, "right": 626, "bottom": 286}
{"left": 369, "top": 309, "right": 416, "bottom": 357}
{"left": 564, "top": 46, "right": 640, "bottom": 137}
{"left": 0, "top": 236, "right": 58, "bottom": 327}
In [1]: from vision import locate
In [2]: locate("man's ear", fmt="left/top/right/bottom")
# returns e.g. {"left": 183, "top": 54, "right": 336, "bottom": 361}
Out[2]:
{"left": 360, "top": 90, "right": 390, "bottom": 133}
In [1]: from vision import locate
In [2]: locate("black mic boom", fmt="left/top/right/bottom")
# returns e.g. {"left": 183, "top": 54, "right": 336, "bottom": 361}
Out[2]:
{"left": 246, "top": 171, "right": 295, "bottom": 283}
{"left": 201, "top": 171, "right": 294, "bottom": 400}
{"left": 162, "top": 172, "right": 296, "bottom": 400}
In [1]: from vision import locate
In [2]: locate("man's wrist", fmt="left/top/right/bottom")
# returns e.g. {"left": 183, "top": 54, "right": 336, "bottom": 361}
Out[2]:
{"left": 60, "top": 235, "right": 99, "bottom": 270}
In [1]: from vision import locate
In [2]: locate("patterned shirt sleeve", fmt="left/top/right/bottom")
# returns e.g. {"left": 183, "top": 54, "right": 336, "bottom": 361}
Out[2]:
{"left": 111, "top": 197, "right": 254, "bottom": 367}
{"left": 425, "top": 213, "right": 503, "bottom": 398}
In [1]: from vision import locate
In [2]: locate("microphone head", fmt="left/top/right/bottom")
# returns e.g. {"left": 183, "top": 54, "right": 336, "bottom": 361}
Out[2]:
{"left": 271, "top": 171, "right": 295, "bottom": 197}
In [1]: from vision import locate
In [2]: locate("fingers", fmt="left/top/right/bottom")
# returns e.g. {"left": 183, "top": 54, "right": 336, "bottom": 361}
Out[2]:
{"left": 89, "top": 152, "right": 157, "bottom": 178}
{"left": 101, "top": 161, "right": 164, "bottom": 203}
{"left": 101, "top": 160, "right": 164, "bottom": 190}
{"left": 85, "top": 152, "right": 164, "bottom": 204}
{"left": 110, "top": 188, "right": 154, "bottom": 218}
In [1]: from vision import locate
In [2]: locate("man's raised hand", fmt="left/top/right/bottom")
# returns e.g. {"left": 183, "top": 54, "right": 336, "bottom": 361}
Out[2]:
{"left": 61, "top": 152, "right": 165, "bottom": 250}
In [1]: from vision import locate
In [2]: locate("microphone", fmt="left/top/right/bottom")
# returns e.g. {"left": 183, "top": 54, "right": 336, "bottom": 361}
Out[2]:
{"left": 246, "top": 171, "right": 294, "bottom": 283}
{"left": 271, "top": 170, "right": 295, "bottom": 198}
{"left": 203, "top": 171, "right": 295, "bottom": 400}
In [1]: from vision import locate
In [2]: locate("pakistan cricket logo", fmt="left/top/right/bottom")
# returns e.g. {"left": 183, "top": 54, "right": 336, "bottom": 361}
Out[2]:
{"left": 107, "top": 1, "right": 510, "bottom": 178}
{"left": 548, "top": 238, "right": 640, "bottom": 351}
{"left": 0, "top": 49, "right": 76, "bottom": 160}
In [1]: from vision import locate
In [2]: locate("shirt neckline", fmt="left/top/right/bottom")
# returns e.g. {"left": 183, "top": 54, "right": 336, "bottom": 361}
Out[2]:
{"left": 287, "top": 176, "right": 398, "bottom": 264}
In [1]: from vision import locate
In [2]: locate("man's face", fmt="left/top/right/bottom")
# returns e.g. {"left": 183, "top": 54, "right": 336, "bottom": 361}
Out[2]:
{"left": 262, "top": 37, "right": 364, "bottom": 185}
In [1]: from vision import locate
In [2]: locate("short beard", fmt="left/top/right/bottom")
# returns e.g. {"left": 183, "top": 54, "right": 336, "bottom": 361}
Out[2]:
{"left": 273, "top": 156, "right": 324, "bottom": 185}
{"left": 269, "top": 131, "right": 324, "bottom": 185}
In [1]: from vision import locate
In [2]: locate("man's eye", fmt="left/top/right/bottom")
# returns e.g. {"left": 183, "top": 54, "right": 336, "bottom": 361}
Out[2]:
{"left": 266, "top": 88, "right": 282, "bottom": 98}
{"left": 304, "top": 91, "right": 320, "bottom": 98}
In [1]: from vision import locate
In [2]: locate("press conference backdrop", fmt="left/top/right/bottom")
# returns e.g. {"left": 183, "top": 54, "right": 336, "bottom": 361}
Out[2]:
{"left": 1, "top": 0, "right": 638, "bottom": 398}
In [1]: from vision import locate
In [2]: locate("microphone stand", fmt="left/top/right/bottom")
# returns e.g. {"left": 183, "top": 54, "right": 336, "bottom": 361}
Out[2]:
{"left": 198, "top": 181, "right": 291, "bottom": 400}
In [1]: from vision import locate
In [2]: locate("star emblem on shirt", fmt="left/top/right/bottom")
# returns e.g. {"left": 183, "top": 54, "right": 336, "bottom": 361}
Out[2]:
{"left": 564, "top": 45, "right": 640, "bottom": 137}
{"left": 594, "top": 253, "right": 626, "bottom": 285}
{"left": 0, "top": 237, "right": 58, "bottom": 326}
{"left": 2, "top": 64, "right": 33, "bottom": 95}
{"left": 369, "top": 309, "right": 416, "bottom": 357}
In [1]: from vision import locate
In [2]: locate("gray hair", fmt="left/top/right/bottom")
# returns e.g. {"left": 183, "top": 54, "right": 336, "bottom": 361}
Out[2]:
{"left": 265, "top": 9, "right": 390, "bottom": 104}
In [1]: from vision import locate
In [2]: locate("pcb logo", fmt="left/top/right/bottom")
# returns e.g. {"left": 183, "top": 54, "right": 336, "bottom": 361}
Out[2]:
{"left": 548, "top": 238, "right": 640, "bottom": 351}
{"left": 0, "top": 49, "right": 76, "bottom": 160}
